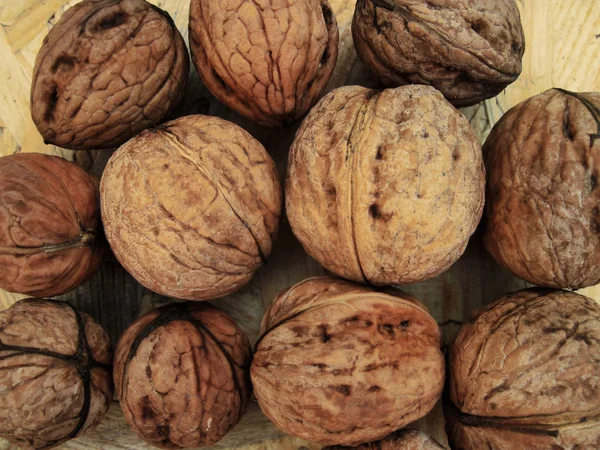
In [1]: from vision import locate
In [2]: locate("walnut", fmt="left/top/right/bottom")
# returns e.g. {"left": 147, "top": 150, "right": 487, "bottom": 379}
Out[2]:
{"left": 114, "top": 302, "right": 252, "bottom": 448}
{"left": 251, "top": 277, "right": 445, "bottom": 446}
{"left": 352, "top": 0, "right": 525, "bottom": 107}
{"left": 31, "top": 0, "right": 189, "bottom": 150}
{"left": 100, "top": 114, "right": 282, "bottom": 301}
{"left": 324, "top": 430, "right": 445, "bottom": 449}
{"left": 0, "top": 153, "right": 103, "bottom": 297}
{"left": 446, "top": 288, "right": 600, "bottom": 449}
{"left": 189, "top": 0, "right": 339, "bottom": 127}
{"left": 483, "top": 89, "right": 600, "bottom": 289}
{"left": 286, "top": 85, "right": 485, "bottom": 286}
{"left": 0, "top": 299, "right": 113, "bottom": 449}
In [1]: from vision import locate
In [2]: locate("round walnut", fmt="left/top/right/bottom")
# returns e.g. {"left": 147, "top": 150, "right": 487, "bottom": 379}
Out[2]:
{"left": 484, "top": 89, "right": 600, "bottom": 289}
{"left": 0, "top": 299, "right": 113, "bottom": 449}
{"left": 100, "top": 115, "right": 282, "bottom": 301}
{"left": 446, "top": 289, "right": 600, "bottom": 449}
{"left": 352, "top": 0, "right": 525, "bottom": 107}
{"left": 251, "top": 277, "right": 445, "bottom": 446}
{"left": 189, "top": 0, "right": 338, "bottom": 127}
{"left": 31, "top": 0, "right": 189, "bottom": 150}
{"left": 324, "top": 430, "right": 445, "bottom": 449}
{"left": 114, "top": 303, "right": 252, "bottom": 448}
{"left": 0, "top": 153, "right": 103, "bottom": 297}
{"left": 286, "top": 85, "right": 485, "bottom": 286}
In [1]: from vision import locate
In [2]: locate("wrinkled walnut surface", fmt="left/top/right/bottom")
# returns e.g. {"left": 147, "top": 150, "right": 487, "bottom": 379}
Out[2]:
{"left": 352, "top": 0, "right": 524, "bottom": 107}
{"left": 114, "top": 303, "right": 252, "bottom": 449}
{"left": 0, "top": 299, "right": 113, "bottom": 449}
{"left": 286, "top": 85, "right": 484, "bottom": 286}
{"left": 324, "top": 429, "right": 445, "bottom": 449}
{"left": 447, "top": 289, "right": 600, "bottom": 449}
{"left": 100, "top": 115, "right": 282, "bottom": 301}
{"left": 189, "top": 0, "right": 338, "bottom": 127}
{"left": 251, "top": 277, "right": 445, "bottom": 446}
{"left": 484, "top": 89, "right": 600, "bottom": 289}
{"left": 31, "top": 0, "right": 189, "bottom": 150}
{"left": 0, "top": 153, "right": 103, "bottom": 297}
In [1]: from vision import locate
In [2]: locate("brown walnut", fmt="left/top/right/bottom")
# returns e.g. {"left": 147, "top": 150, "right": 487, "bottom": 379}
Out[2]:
{"left": 484, "top": 89, "right": 600, "bottom": 289}
{"left": 31, "top": 0, "right": 189, "bottom": 150}
{"left": 0, "top": 153, "right": 103, "bottom": 297}
{"left": 0, "top": 299, "right": 113, "bottom": 449}
{"left": 324, "top": 429, "right": 446, "bottom": 449}
{"left": 352, "top": 0, "right": 525, "bottom": 107}
{"left": 251, "top": 277, "right": 445, "bottom": 446}
{"left": 286, "top": 85, "right": 485, "bottom": 286}
{"left": 114, "top": 303, "right": 252, "bottom": 449}
{"left": 100, "top": 115, "right": 282, "bottom": 301}
{"left": 189, "top": 0, "right": 339, "bottom": 127}
{"left": 446, "top": 288, "right": 600, "bottom": 449}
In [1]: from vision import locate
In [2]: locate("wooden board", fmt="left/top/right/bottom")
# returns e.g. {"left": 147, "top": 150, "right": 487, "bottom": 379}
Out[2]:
{"left": 0, "top": 0, "right": 599, "bottom": 448}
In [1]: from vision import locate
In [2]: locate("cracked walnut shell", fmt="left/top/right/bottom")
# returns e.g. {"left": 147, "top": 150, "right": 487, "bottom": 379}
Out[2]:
{"left": 446, "top": 288, "right": 600, "bottom": 450}
{"left": 0, "top": 299, "right": 113, "bottom": 449}
{"left": 484, "top": 88, "right": 600, "bottom": 290}
{"left": 114, "top": 303, "right": 252, "bottom": 448}
{"left": 0, "top": 153, "right": 103, "bottom": 297}
{"left": 31, "top": 0, "right": 189, "bottom": 150}
{"left": 100, "top": 115, "right": 282, "bottom": 301}
{"left": 352, "top": 0, "right": 525, "bottom": 107}
{"left": 286, "top": 85, "right": 485, "bottom": 286}
{"left": 189, "top": 0, "right": 339, "bottom": 127}
{"left": 251, "top": 277, "right": 445, "bottom": 446}
{"left": 324, "top": 430, "right": 445, "bottom": 449}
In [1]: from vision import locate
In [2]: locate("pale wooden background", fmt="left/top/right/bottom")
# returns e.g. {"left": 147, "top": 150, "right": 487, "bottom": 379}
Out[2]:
{"left": 0, "top": 0, "right": 599, "bottom": 449}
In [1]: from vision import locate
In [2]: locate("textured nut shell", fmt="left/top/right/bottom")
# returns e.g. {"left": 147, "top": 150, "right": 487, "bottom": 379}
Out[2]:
{"left": 352, "top": 0, "right": 524, "bottom": 107}
{"left": 252, "top": 277, "right": 445, "bottom": 446}
{"left": 286, "top": 85, "right": 484, "bottom": 285}
{"left": 0, "top": 153, "right": 103, "bottom": 297}
{"left": 0, "top": 299, "right": 113, "bottom": 450}
{"left": 484, "top": 89, "right": 600, "bottom": 289}
{"left": 31, "top": 0, "right": 189, "bottom": 150}
{"left": 189, "top": 0, "right": 338, "bottom": 127}
{"left": 324, "top": 429, "right": 445, "bottom": 449}
{"left": 114, "top": 303, "right": 252, "bottom": 449}
{"left": 447, "top": 289, "right": 600, "bottom": 449}
{"left": 100, "top": 115, "right": 282, "bottom": 301}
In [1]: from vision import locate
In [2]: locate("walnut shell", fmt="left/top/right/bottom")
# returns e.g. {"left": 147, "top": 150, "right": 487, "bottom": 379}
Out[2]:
{"left": 100, "top": 115, "right": 282, "bottom": 301}
{"left": 251, "top": 276, "right": 445, "bottom": 446}
{"left": 352, "top": 0, "right": 525, "bottom": 107}
{"left": 446, "top": 288, "right": 600, "bottom": 449}
{"left": 114, "top": 303, "right": 252, "bottom": 448}
{"left": 483, "top": 89, "right": 600, "bottom": 290}
{"left": 31, "top": 0, "right": 189, "bottom": 150}
{"left": 324, "top": 430, "right": 445, "bottom": 449}
{"left": 0, "top": 299, "right": 113, "bottom": 449}
{"left": 189, "top": 0, "right": 339, "bottom": 127}
{"left": 286, "top": 85, "right": 485, "bottom": 286}
{"left": 0, "top": 153, "right": 103, "bottom": 297}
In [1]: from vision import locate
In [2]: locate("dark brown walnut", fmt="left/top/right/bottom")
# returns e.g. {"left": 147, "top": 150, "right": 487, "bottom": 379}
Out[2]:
{"left": 31, "top": 0, "right": 189, "bottom": 150}
{"left": 100, "top": 115, "right": 282, "bottom": 301}
{"left": 484, "top": 89, "right": 600, "bottom": 289}
{"left": 251, "top": 277, "right": 445, "bottom": 446}
{"left": 446, "top": 289, "right": 600, "bottom": 450}
{"left": 352, "top": 0, "right": 525, "bottom": 107}
{"left": 0, "top": 299, "right": 113, "bottom": 449}
{"left": 0, "top": 153, "right": 103, "bottom": 297}
{"left": 286, "top": 85, "right": 485, "bottom": 286}
{"left": 114, "top": 303, "right": 252, "bottom": 449}
{"left": 189, "top": 0, "right": 339, "bottom": 127}
{"left": 324, "top": 429, "right": 446, "bottom": 449}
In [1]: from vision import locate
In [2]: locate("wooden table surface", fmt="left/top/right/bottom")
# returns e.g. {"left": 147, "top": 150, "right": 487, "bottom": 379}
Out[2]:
{"left": 0, "top": 0, "right": 599, "bottom": 449}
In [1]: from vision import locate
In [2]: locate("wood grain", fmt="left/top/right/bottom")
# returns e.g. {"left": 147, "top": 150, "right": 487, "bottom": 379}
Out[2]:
{"left": 0, "top": 0, "right": 599, "bottom": 449}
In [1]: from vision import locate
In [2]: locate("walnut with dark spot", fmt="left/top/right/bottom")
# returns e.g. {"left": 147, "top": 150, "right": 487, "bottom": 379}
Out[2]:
{"left": 31, "top": 0, "right": 189, "bottom": 150}
{"left": 352, "top": 0, "right": 525, "bottom": 107}
{"left": 484, "top": 88, "right": 600, "bottom": 289}
{"left": 251, "top": 277, "right": 445, "bottom": 446}
{"left": 446, "top": 289, "right": 600, "bottom": 449}
{"left": 114, "top": 303, "right": 252, "bottom": 448}
{"left": 324, "top": 429, "right": 445, "bottom": 449}
{"left": 0, "top": 299, "right": 113, "bottom": 449}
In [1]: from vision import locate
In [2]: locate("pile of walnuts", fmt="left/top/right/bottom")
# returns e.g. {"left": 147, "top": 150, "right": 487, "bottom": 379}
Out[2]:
{"left": 1, "top": 0, "right": 598, "bottom": 448}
